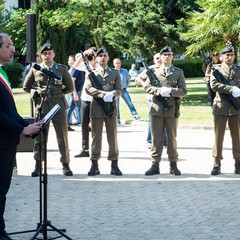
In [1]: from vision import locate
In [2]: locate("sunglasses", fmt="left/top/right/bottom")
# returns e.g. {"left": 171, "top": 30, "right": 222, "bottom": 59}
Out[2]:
{"left": 212, "top": 54, "right": 219, "bottom": 57}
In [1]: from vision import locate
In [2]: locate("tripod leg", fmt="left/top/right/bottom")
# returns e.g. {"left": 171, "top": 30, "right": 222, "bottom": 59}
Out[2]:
{"left": 30, "top": 224, "right": 45, "bottom": 240}
{"left": 46, "top": 221, "right": 73, "bottom": 240}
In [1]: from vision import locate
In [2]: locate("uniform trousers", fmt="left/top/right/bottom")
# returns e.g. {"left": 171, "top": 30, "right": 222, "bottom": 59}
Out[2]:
{"left": 213, "top": 115, "right": 240, "bottom": 160}
{"left": 34, "top": 108, "right": 70, "bottom": 163}
{"left": 81, "top": 100, "right": 91, "bottom": 152}
{"left": 151, "top": 115, "right": 178, "bottom": 162}
{"left": 0, "top": 146, "right": 16, "bottom": 237}
{"left": 90, "top": 116, "right": 118, "bottom": 161}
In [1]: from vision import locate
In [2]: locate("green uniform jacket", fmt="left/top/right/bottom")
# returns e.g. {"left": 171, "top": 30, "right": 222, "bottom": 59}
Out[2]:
{"left": 210, "top": 63, "right": 240, "bottom": 116}
{"left": 85, "top": 66, "right": 122, "bottom": 118}
{"left": 23, "top": 62, "right": 74, "bottom": 113}
{"left": 144, "top": 65, "right": 187, "bottom": 118}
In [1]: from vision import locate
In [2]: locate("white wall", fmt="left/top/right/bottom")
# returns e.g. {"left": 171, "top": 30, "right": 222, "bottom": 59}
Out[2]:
{"left": 4, "top": 0, "right": 18, "bottom": 9}
{"left": 4, "top": 0, "right": 35, "bottom": 10}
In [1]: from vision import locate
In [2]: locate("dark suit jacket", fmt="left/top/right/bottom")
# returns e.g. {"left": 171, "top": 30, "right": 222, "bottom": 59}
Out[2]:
{"left": 0, "top": 77, "right": 29, "bottom": 148}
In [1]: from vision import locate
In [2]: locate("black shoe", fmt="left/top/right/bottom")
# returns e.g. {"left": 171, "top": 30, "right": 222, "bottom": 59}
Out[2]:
{"left": 170, "top": 162, "right": 181, "bottom": 175}
{"left": 74, "top": 151, "right": 90, "bottom": 158}
{"left": 234, "top": 160, "right": 240, "bottom": 174}
{"left": 31, "top": 161, "right": 41, "bottom": 177}
{"left": 110, "top": 167, "right": 122, "bottom": 176}
{"left": 111, "top": 160, "right": 122, "bottom": 176}
{"left": 68, "top": 126, "right": 75, "bottom": 131}
{"left": 211, "top": 167, "right": 221, "bottom": 175}
{"left": 0, "top": 235, "right": 14, "bottom": 240}
{"left": 145, "top": 162, "right": 160, "bottom": 175}
{"left": 31, "top": 169, "right": 40, "bottom": 177}
{"left": 88, "top": 161, "right": 100, "bottom": 176}
{"left": 62, "top": 163, "right": 73, "bottom": 176}
{"left": 211, "top": 159, "right": 221, "bottom": 175}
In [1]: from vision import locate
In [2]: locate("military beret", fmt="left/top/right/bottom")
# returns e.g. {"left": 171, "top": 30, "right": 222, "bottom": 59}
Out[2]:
{"left": 96, "top": 47, "right": 107, "bottom": 56}
{"left": 40, "top": 43, "right": 54, "bottom": 53}
{"left": 221, "top": 45, "right": 234, "bottom": 54}
{"left": 160, "top": 46, "right": 173, "bottom": 55}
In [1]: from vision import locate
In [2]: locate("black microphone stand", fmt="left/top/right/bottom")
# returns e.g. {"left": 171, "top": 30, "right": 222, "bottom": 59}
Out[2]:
{"left": 8, "top": 75, "right": 73, "bottom": 240}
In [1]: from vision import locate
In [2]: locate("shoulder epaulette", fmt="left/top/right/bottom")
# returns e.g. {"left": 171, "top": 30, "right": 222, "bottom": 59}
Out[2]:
{"left": 56, "top": 63, "right": 67, "bottom": 70}
{"left": 110, "top": 68, "right": 118, "bottom": 72}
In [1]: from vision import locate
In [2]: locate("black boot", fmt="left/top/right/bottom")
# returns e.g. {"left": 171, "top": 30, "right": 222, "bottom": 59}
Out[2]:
{"left": 234, "top": 159, "right": 240, "bottom": 174}
{"left": 88, "top": 160, "right": 100, "bottom": 176}
{"left": 170, "top": 162, "right": 181, "bottom": 175}
{"left": 62, "top": 163, "right": 73, "bottom": 176}
{"left": 145, "top": 162, "right": 160, "bottom": 176}
{"left": 211, "top": 159, "right": 221, "bottom": 175}
{"left": 111, "top": 160, "right": 122, "bottom": 176}
{"left": 31, "top": 160, "right": 41, "bottom": 177}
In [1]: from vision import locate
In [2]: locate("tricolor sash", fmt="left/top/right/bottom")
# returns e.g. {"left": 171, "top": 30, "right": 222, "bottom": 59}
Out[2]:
{"left": 0, "top": 67, "right": 13, "bottom": 98}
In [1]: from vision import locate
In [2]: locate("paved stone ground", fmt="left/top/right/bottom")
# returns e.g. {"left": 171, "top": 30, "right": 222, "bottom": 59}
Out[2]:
{"left": 5, "top": 123, "right": 240, "bottom": 240}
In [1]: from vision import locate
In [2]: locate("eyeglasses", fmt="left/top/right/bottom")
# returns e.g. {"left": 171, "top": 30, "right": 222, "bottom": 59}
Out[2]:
{"left": 6, "top": 45, "right": 15, "bottom": 51}
{"left": 212, "top": 54, "right": 219, "bottom": 57}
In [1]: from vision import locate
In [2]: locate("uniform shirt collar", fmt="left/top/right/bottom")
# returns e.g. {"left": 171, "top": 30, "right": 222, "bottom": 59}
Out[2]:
{"left": 42, "top": 62, "right": 54, "bottom": 69}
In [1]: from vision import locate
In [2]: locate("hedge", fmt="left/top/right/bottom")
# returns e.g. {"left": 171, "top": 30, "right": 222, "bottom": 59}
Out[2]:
{"left": 4, "top": 61, "right": 24, "bottom": 88}
{"left": 121, "top": 58, "right": 205, "bottom": 78}
{"left": 173, "top": 59, "right": 204, "bottom": 78}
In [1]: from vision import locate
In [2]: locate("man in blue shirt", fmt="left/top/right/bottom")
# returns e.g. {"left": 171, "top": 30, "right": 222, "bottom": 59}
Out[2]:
{"left": 113, "top": 58, "right": 142, "bottom": 124}
{"left": 66, "top": 54, "right": 85, "bottom": 129}
{"left": 23, "top": 52, "right": 41, "bottom": 80}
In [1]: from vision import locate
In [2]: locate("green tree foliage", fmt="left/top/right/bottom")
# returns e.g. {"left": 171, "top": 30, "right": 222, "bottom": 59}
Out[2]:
{"left": 97, "top": 0, "right": 171, "bottom": 58}
{"left": 33, "top": 0, "right": 95, "bottom": 64}
{"left": 4, "top": 8, "right": 32, "bottom": 55}
{"left": 66, "top": 0, "right": 198, "bottom": 58}
{"left": 181, "top": 0, "right": 240, "bottom": 56}
{"left": 34, "top": 0, "right": 71, "bottom": 63}
{"left": 1, "top": 0, "right": 200, "bottom": 63}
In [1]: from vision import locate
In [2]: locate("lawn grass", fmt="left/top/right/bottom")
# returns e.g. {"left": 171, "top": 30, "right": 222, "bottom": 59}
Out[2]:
{"left": 13, "top": 77, "right": 213, "bottom": 125}
{"left": 119, "top": 77, "right": 213, "bottom": 125}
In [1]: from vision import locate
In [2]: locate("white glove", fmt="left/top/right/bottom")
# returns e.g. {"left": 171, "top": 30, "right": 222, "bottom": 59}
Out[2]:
{"left": 232, "top": 86, "right": 240, "bottom": 98}
{"left": 103, "top": 92, "right": 114, "bottom": 102}
{"left": 160, "top": 86, "right": 171, "bottom": 97}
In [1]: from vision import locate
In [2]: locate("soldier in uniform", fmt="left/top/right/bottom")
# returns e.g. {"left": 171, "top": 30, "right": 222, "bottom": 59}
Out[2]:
{"left": 23, "top": 43, "right": 74, "bottom": 177}
{"left": 137, "top": 46, "right": 187, "bottom": 176}
{"left": 85, "top": 48, "right": 122, "bottom": 176}
{"left": 210, "top": 45, "right": 240, "bottom": 175}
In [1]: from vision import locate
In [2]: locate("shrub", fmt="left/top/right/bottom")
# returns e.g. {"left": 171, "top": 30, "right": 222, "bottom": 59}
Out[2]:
{"left": 4, "top": 61, "right": 24, "bottom": 88}
{"left": 173, "top": 59, "right": 204, "bottom": 78}
{"left": 119, "top": 60, "right": 135, "bottom": 71}
{"left": 114, "top": 58, "right": 205, "bottom": 78}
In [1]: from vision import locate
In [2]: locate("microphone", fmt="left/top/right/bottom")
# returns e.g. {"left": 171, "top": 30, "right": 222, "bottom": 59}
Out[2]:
{"left": 33, "top": 64, "right": 62, "bottom": 80}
